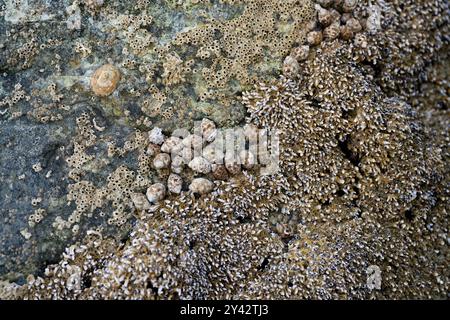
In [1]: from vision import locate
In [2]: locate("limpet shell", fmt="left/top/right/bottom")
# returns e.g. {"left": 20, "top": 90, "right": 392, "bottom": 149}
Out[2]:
{"left": 91, "top": 64, "right": 120, "bottom": 97}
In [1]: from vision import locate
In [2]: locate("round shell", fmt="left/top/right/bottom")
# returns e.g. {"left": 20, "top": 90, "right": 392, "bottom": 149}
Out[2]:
{"left": 189, "top": 178, "right": 214, "bottom": 195}
{"left": 307, "top": 31, "right": 323, "bottom": 46}
{"left": 148, "top": 127, "right": 165, "bottom": 145}
{"left": 188, "top": 156, "right": 212, "bottom": 174}
{"left": 91, "top": 64, "right": 120, "bottom": 97}
{"left": 153, "top": 153, "right": 171, "bottom": 169}
{"left": 168, "top": 174, "right": 183, "bottom": 194}
{"left": 146, "top": 183, "right": 166, "bottom": 203}
{"left": 343, "top": 0, "right": 358, "bottom": 13}
{"left": 347, "top": 18, "right": 362, "bottom": 33}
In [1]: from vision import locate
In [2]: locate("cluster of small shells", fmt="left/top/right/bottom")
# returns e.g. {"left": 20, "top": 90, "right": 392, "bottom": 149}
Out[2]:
{"left": 283, "top": 0, "right": 366, "bottom": 77}
{"left": 144, "top": 118, "right": 261, "bottom": 206}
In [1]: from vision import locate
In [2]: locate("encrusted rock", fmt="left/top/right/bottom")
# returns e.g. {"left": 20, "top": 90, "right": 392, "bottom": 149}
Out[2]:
{"left": 202, "top": 143, "right": 219, "bottom": 163}
{"left": 243, "top": 123, "right": 259, "bottom": 144}
{"left": 146, "top": 183, "right": 166, "bottom": 203}
{"left": 180, "top": 146, "right": 194, "bottom": 163}
{"left": 182, "top": 134, "right": 203, "bottom": 150}
{"left": 189, "top": 178, "right": 214, "bottom": 195}
{"left": 153, "top": 153, "right": 171, "bottom": 169}
{"left": 167, "top": 174, "right": 182, "bottom": 194}
{"left": 90, "top": 64, "right": 120, "bottom": 97}
{"left": 316, "top": 0, "right": 333, "bottom": 8}
{"left": 171, "top": 154, "right": 185, "bottom": 168}
{"left": 366, "top": 5, "right": 381, "bottom": 34}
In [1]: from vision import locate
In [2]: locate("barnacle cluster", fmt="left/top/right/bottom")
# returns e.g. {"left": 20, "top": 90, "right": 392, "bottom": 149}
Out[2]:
{"left": 0, "top": 0, "right": 448, "bottom": 300}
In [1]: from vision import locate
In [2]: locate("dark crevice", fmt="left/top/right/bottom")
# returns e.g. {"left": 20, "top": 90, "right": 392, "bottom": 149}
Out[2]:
{"left": 146, "top": 280, "right": 158, "bottom": 295}
{"left": 257, "top": 257, "right": 269, "bottom": 271}
{"left": 237, "top": 215, "right": 252, "bottom": 224}
{"left": 404, "top": 209, "right": 414, "bottom": 222}
{"left": 338, "top": 135, "right": 360, "bottom": 167}
{"left": 81, "top": 275, "right": 92, "bottom": 289}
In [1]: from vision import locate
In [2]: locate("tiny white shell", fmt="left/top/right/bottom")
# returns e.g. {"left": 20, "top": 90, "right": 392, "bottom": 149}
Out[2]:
{"left": 146, "top": 183, "right": 166, "bottom": 203}
{"left": 148, "top": 127, "right": 165, "bottom": 145}
{"left": 168, "top": 174, "right": 183, "bottom": 194}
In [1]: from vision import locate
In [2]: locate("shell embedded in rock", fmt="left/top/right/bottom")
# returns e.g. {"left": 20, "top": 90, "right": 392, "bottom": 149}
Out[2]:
{"left": 90, "top": 64, "right": 120, "bottom": 97}
{"left": 148, "top": 127, "right": 165, "bottom": 145}
{"left": 188, "top": 156, "right": 212, "bottom": 174}
{"left": 189, "top": 178, "right": 214, "bottom": 194}
{"left": 146, "top": 183, "right": 166, "bottom": 203}
{"left": 200, "top": 118, "right": 217, "bottom": 142}
{"left": 153, "top": 153, "right": 171, "bottom": 169}
{"left": 167, "top": 173, "right": 183, "bottom": 194}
